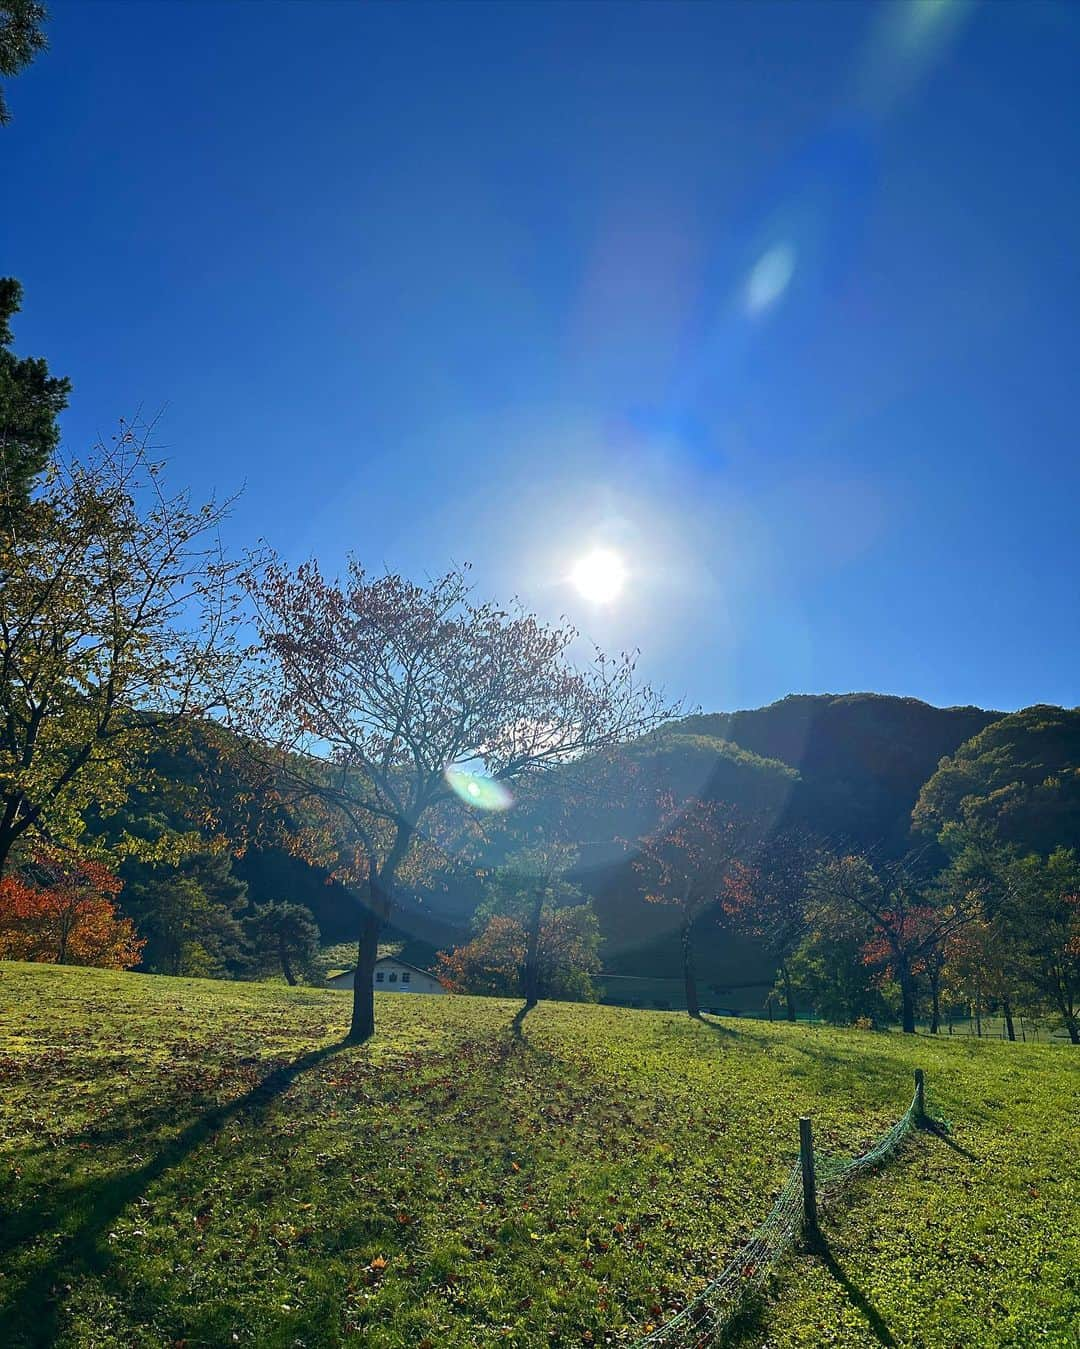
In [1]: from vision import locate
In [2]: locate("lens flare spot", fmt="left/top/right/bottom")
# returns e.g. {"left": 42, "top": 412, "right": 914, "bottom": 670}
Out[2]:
{"left": 746, "top": 244, "right": 796, "bottom": 314}
{"left": 444, "top": 767, "right": 514, "bottom": 811}
{"left": 569, "top": 547, "right": 627, "bottom": 605}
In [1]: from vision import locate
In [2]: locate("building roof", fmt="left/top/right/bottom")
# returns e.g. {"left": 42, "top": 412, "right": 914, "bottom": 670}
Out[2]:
{"left": 375, "top": 955, "right": 437, "bottom": 977}
{"left": 328, "top": 955, "right": 437, "bottom": 980}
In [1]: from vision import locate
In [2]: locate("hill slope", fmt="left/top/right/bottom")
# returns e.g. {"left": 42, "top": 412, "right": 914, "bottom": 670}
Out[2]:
{"left": 677, "top": 693, "right": 1002, "bottom": 848}
{"left": 1, "top": 964, "right": 1075, "bottom": 1347}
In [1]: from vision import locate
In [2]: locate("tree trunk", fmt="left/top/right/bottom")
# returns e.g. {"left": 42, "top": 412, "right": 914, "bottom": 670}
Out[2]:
{"left": 280, "top": 936, "right": 297, "bottom": 987}
{"left": 348, "top": 904, "right": 382, "bottom": 1043}
{"left": 1002, "top": 997, "right": 1016, "bottom": 1042}
{"left": 899, "top": 962, "right": 916, "bottom": 1035}
{"left": 681, "top": 913, "right": 700, "bottom": 1019}
{"left": 929, "top": 975, "right": 940, "bottom": 1035}
{"left": 346, "top": 823, "right": 413, "bottom": 1044}
{"left": 781, "top": 963, "right": 797, "bottom": 1022}
{"left": 0, "top": 827, "right": 13, "bottom": 881}
{"left": 975, "top": 999, "right": 982, "bottom": 1037}
{"left": 1057, "top": 992, "right": 1080, "bottom": 1045}
{"left": 522, "top": 887, "right": 543, "bottom": 1010}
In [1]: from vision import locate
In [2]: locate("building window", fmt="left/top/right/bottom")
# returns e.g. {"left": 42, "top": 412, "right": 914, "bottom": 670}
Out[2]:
{"left": 401, "top": 972, "right": 410, "bottom": 984}
{"left": 388, "top": 972, "right": 398, "bottom": 982}
{"left": 375, "top": 971, "right": 384, "bottom": 982}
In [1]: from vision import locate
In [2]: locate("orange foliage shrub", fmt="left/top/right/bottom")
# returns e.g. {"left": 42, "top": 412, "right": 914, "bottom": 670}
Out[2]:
{"left": 0, "top": 854, "right": 143, "bottom": 969}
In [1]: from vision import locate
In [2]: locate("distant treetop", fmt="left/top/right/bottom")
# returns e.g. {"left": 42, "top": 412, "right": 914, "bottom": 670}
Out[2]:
{"left": 0, "top": 1, "right": 49, "bottom": 126}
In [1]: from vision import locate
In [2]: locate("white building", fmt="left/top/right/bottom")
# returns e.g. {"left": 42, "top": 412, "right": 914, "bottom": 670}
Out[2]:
{"left": 326, "top": 955, "right": 446, "bottom": 995}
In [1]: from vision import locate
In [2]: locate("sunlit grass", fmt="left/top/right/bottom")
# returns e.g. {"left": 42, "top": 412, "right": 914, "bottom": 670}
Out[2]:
{"left": 0, "top": 963, "right": 1076, "bottom": 1346}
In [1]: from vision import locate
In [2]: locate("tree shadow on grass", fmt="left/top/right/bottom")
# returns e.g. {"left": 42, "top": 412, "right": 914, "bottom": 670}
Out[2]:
{"left": 814, "top": 1233, "right": 899, "bottom": 1348}
{"left": 697, "top": 1011, "right": 742, "bottom": 1039}
{"left": 0, "top": 1040, "right": 346, "bottom": 1348}
{"left": 510, "top": 1001, "right": 533, "bottom": 1040}
{"left": 504, "top": 1004, "right": 564, "bottom": 1074}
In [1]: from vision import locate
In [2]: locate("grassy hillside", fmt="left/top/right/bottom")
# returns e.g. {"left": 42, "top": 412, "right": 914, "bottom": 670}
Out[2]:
{"left": 1, "top": 966, "right": 1075, "bottom": 1348}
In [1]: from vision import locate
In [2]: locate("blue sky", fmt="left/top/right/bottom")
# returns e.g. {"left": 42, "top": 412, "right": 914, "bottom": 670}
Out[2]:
{"left": 4, "top": 0, "right": 1079, "bottom": 715}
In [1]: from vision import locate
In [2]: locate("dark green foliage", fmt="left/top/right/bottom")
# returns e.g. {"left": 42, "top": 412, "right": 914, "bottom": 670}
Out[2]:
{"left": 0, "top": 278, "right": 70, "bottom": 509}
{"left": 98, "top": 721, "right": 367, "bottom": 945}
{"left": 233, "top": 843, "right": 362, "bottom": 941}
{"left": 680, "top": 693, "right": 1000, "bottom": 848}
{"left": 471, "top": 846, "right": 584, "bottom": 934}
{"left": 913, "top": 704, "right": 1080, "bottom": 854}
{"left": 120, "top": 850, "right": 249, "bottom": 978}
{"left": 0, "top": 1, "right": 47, "bottom": 125}
{"left": 785, "top": 904, "right": 894, "bottom": 1028}
{"left": 244, "top": 900, "right": 322, "bottom": 986}
{"left": 1004, "top": 847, "right": 1080, "bottom": 1043}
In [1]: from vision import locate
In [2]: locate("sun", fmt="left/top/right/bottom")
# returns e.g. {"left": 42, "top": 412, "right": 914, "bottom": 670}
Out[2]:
{"left": 569, "top": 547, "right": 627, "bottom": 605}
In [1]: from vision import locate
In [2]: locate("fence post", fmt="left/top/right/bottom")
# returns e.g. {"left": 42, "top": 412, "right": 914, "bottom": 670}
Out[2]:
{"left": 914, "top": 1068, "right": 925, "bottom": 1122}
{"left": 798, "top": 1116, "right": 818, "bottom": 1239}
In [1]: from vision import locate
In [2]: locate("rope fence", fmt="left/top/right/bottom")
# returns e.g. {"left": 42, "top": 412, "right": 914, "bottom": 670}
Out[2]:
{"left": 634, "top": 1069, "right": 928, "bottom": 1348}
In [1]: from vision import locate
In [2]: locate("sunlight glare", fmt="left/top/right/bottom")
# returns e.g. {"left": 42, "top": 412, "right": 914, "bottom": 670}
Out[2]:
{"left": 569, "top": 548, "right": 627, "bottom": 605}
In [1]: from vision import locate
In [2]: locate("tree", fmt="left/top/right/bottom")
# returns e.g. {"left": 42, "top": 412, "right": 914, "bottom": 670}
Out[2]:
{"left": 0, "top": 1, "right": 48, "bottom": 127}
{"left": 0, "top": 423, "right": 243, "bottom": 878}
{"left": 932, "top": 824, "right": 1022, "bottom": 1036}
{"left": 1, "top": 278, "right": 70, "bottom": 513}
{"left": 120, "top": 849, "right": 248, "bottom": 978}
{"left": 723, "top": 829, "right": 823, "bottom": 1022}
{"left": 809, "top": 851, "right": 974, "bottom": 1034}
{"left": 245, "top": 900, "right": 321, "bottom": 986}
{"left": 1005, "top": 848, "right": 1080, "bottom": 1044}
{"left": 435, "top": 902, "right": 602, "bottom": 1003}
{"left": 785, "top": 904, "right": 893, "bottom": 1028}
{"left": 0, "top": 850, "right": 142, "bottom": 968}
{"left": 243, "top": 560, "right": 670, "bottom": 1042}
{"left": 473, "top": 841, "right": 584, "bottom": 1011}
{"left": 940, "top": 916, "right": 1009, "bottom": 1037}
{"left": 632, "top": 794, "right": 752, "bottom": 1019}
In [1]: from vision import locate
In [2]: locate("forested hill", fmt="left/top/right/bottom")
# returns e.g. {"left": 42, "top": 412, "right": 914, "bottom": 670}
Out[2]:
{"left": 96, "top": 691, "right": 1080, "bottom": 994}
{"left": 674, "top": 693, "right": 1002, "bottom": 849}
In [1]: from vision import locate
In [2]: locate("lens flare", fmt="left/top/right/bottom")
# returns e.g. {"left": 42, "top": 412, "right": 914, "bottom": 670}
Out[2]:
{"left": 746, "top": 244, "right": 796, "bottom": 314}
{"left": 444, "top": 766, "right": 514, "bottom": 811}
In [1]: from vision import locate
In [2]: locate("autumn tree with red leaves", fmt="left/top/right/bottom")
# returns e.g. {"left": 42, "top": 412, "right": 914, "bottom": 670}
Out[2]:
{"left": 243, "top": 560, "right": 670, "bottom": 1042}
{"left": 435, "top": 902, "right": 601, "bottom": 1004}
{"left": 633, "top": 793, "right": 754, "bottom": 1019}
{"left": 723, "top": 829, "right": 823, "bottom": 1023}
{"left": 809, "top": 851, "right": 975, "bottom": 1034}
{"left": 0, "top": 851, "right": 142, "bottom": 968}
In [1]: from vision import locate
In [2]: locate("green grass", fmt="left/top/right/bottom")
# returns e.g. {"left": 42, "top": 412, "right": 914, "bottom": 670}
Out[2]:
{"left": 0, "top": 964, "right": 1076, "bottom": 1348}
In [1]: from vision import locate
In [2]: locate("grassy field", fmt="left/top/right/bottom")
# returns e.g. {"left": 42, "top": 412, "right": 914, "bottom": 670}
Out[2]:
{"left": 0, "top": 965, "right": 1076, "bottom": 1348}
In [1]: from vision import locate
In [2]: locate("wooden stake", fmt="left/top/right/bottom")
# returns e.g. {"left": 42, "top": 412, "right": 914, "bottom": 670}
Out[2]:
{"left": 799, "top": 1116, "right": 818, "bottom": 1237}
